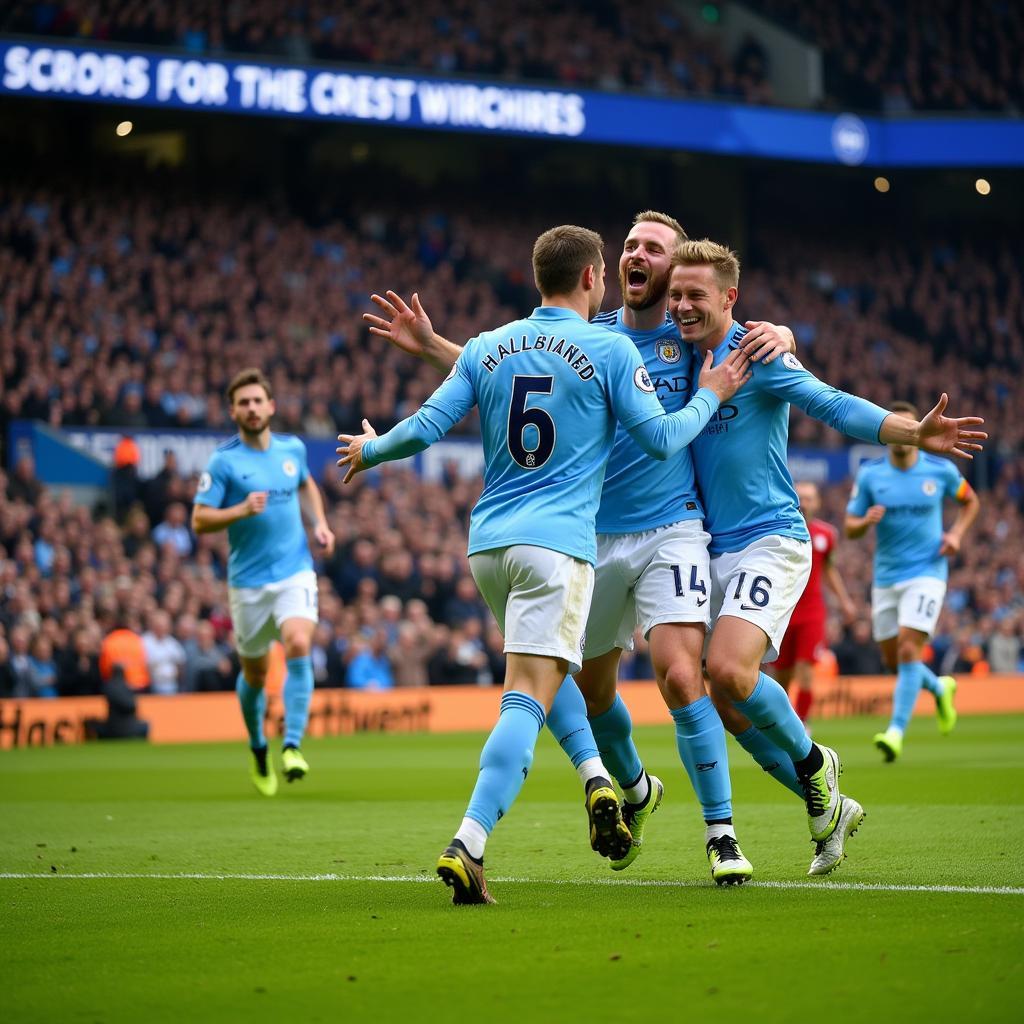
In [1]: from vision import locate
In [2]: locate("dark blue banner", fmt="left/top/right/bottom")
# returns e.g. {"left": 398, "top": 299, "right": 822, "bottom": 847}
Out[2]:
{"left": 2, "top": 38, "right": 1021, "bottom": 166}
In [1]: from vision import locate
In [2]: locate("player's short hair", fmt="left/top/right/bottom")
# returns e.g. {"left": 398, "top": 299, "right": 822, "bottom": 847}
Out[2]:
{"left": 632, "top": 210, "right": 688, "bottom": 245}
{"left": 670, "top": 239, "right": 741, "bottom": 291}
{"left": 889, "top": 400, "right": 919, "bottom": 418}
{"left": 532, "top": 225, "right": 604, "bottom": 297}
{"left": 226, "top": 367, "right": 273, "bottom": 404}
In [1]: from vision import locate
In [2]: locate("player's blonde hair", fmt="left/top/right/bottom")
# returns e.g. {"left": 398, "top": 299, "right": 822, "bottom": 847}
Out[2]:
{"left": 670, "top": 239, "right": 741, "bottom": 291}
{"left": 532, "top": 225, "right": 605, "bottom": 297}
{"left": 632, "top": 210, "right": 688, "bottom": 245}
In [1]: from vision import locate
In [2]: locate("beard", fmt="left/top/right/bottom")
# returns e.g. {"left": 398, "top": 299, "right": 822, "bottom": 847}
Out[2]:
{"left": 238, "top": 413, "right": 270, "bottom": 437}
{"left": 619, "top": 268, "right": 668, "bottom": 312}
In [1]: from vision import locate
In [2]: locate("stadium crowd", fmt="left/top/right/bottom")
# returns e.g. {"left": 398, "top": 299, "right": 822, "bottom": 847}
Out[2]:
{"left": 4, "top": 1, "right": 1021, "bottom": 113}
{"left": 0, "top": 178, "right": 1022, "bottom": 698}
{"left": 755, "top": 0, "right": 1024, "bottom": 112}
{"left": 0, "top": 0, "right": 772, "bottom": 104}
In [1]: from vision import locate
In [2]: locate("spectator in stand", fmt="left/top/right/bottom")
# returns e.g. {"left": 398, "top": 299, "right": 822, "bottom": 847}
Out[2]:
{"left": 152, "top": 502, "right": 193, "bottom": 557}
{"left": 390, "top": 621, "right": 430, "bottom": 688}
{"left": 346, "top": 629, "right": 394, "bottom": 690}
{"left": 6, "top": 623, "right": 35, "bottom": 696}
{"left": 142, "top": 609, "right": 187, "bottom": 695}
{"left": 56, "top": 626, "right": 103, "bottom": 696}
{"left": 182, "top": 620, "right": 235, "bottom": 692}
{"left": 112, "top": 435, "right": 142, "bottom": 520}
{"left": 987, "top": 616, "right": 1021, "bottom": 673}
{"left": 7, "top": 455, "right": 43, "bottom": 505}
{"left": 0, "top": 635, "right": 15, "bottom": 697}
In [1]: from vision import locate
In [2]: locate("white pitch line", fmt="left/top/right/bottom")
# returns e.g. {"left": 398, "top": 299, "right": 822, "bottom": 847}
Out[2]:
{"left": 1, "top": 871, "right": 1022, "bottom": 895}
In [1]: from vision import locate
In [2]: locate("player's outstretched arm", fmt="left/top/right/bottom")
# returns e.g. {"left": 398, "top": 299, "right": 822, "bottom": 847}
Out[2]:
{"left": 362, "top": 290, "right": 462, "bottom": 372}
{"left": 880, "top": 394, "right": 987, "bottom": 460}
{"left": 337, "top": 361, "right": 475, "bottom": 483}
{"left": 192, "top": 492, "right": 267, "bottom": 534}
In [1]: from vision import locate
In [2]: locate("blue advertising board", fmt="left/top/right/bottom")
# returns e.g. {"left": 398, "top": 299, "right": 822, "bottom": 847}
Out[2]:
{"left": 11, "top": 420, "right": 878, "bottom": 489}
{"left": 2, "top": 38, "right": 1022, "bottom": 167}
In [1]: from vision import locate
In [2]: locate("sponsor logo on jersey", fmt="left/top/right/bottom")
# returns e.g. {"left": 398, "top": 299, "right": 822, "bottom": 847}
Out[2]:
{"left": 282, "top": 459, "right": 298, "bottom": 477}
{"left": 922, "top": 479, "right": 937, "bottom": 496}
{"left": 198, "top": 471, "right": 212, "bottom": 493}
{"left": 657, "top": 339, "right": 682, "bottom": 364}
{"left": 781, "top": 352, "right": 804, "bottom": 371}
{"left": 634, "top": 366, "right": 655, "bottom": 392}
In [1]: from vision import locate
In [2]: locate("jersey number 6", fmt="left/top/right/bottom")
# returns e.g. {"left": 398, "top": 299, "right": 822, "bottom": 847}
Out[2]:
{"left": 508, "top": 375, "right": 556, "bottom": 470}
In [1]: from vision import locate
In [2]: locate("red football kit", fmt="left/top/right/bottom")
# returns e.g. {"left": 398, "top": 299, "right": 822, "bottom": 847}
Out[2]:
{"left": 773, "top": 518, "right": 836, "bottom": 671}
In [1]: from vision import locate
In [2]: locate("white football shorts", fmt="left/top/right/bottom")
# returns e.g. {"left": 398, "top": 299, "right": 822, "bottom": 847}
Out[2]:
{"left": 470, "top": 545, "right": 594, "bottom": 674}
{"left": 583, "top": 519, "right": 712, "bottom": 660}
{"left": 228, "top": 568, "right": 319, "bottom": 658}
{"left": 871, "top": 575, "right": 947, "bottom": 641}
{"left": 709, "top": 535, "right": 812, "bottom": 662}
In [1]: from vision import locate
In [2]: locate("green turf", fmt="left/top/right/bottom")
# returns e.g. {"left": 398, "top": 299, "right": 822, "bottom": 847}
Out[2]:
{"left": 2, "top": 715, "right": 1023, "bottom": 1023}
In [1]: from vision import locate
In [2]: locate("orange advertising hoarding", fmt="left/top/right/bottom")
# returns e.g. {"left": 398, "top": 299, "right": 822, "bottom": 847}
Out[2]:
{"left": 1, "top": 675, "right": 1022, "bottom": 749}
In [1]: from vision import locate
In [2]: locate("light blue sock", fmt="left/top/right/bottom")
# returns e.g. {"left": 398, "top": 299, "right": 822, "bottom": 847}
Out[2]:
{"left": 734, "top": 725, "right": 803, "bottom": 798}
{"left": 733, "top": 672, "right": 813, "bottom": 762}
{"left": 283, "top": 656, "right": 314, "bottom": 748}
{"left": 920, "top": 663, "right": 942, "bottom": 697}
{"left": 547, "top": 676, "right": 599, "bottom": 769}
{"left": 465, "top": 691, "right": 545, "bottom": 833}
{"left": 589, "top": 694, "right": 644, "bottom": 788}
{"left": 670, "top": 697, "right": 732, "bottom": 822}
{"left": 891, "top": 661, "right": 925, "bottom": 732}
{"left": 236, "top": 672, "right": 266, "bottom": 749}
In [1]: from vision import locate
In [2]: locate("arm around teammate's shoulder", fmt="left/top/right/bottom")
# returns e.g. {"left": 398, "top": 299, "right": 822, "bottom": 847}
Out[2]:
{"left": 624, "top": 349, "right": 750, "bottom": 460}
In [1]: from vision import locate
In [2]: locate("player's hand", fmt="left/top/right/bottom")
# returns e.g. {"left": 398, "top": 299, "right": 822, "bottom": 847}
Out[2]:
{"left": 840, "top": 599, "right": 858, "bottom": 626}
{"left": 916, "top": 393, "right": 987, "bottom": 460}
{"left": 242, "top": 491, "right": 268, "bottom": 517}
{"left": 362, "top": 291, "right": 435, "bottom": 359}
{"left": 698, "top": 348, "right": 752, "bottom": 402}
{"left": 314, "top": 521, "right": 336, "bottom": 557}
{"left": 741, "top": 321, "right": 796, "bottom": 363}
{"left": 938, "top": 531, "right": 961, "bottom": 557}
{"left": 336, "top": 419, "right": 378, "bottom": 484}
{"left": 865, "top": 504, "right": 886, "bottom": 525}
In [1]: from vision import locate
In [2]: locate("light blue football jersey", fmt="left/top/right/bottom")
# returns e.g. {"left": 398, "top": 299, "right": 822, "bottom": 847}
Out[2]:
{"left": 590, "top": 309, "right": 704, "bottom": 534}
{"left": 362, "top": 306, "right": 720, "bottom": 565}
{"left": 196, "top": 433, "right": 313, "bottom": 588}
{"left": 847, "top": 453, "right": 967, "bottom": 585}
{"left": 689, "top": 322, "right": 891, "bottom": 556}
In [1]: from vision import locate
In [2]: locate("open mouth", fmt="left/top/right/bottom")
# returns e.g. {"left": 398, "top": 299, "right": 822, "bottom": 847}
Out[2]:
{"left": 676, "top": 316, "right": 700, "bottom": 327}
{"left": 626, "top": 266, "right": 648, "bottom": 289}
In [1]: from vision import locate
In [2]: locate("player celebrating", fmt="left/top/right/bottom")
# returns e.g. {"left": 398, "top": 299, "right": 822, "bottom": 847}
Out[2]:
{"left": 669, "top": 240, "right": 986, "bottom": 875}
{"left": 768, "top": 481, "right": 856, "bottom": 728}
{"left": 339, "top": 225, "right": 751, "bottom": 904}
{"left": 845, "top": 400, "right": 981, "bottom": 762}
{"left": 362, "top": 212, "right": 796, "bottom": 886}
{"left": 193, "top": 368, "right": 336, "bottom": 796}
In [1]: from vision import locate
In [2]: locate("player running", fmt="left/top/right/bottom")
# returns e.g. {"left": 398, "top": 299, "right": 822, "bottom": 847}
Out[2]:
{"left": 845, "top": 400, "right": 981, "bottom": 762}
{"left": 669, "top": 240, "right": 986, "bottom": 875}
{"left": 338, "top": 225, "right": 750, "bottom": 904}
{"left": 193, "top": 368, "right": 336, "bottom": 796}
{"left": 768, "top": 481, "right": 856, "bottom": 730}
{"left": 362, "top": 212, "right": 796, "bottom": 886}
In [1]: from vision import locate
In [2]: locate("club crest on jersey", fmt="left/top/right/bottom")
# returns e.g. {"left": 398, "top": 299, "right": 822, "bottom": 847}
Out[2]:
{"left": 781, "top": 353, "right": 804, "bottom": 371}
{"left": 634, "top": 366, "right": 656, "bottom": 393}
{"left": 282, "top": 459, "right": 298, "bottom": 477}
{"left": 922, "top": 480, "right": 937, "bottom": 496}
{"left": 813, "top": 533, "right": 829, "bottom": 552}
{"left": 197, "top": 471, "right": 212, "bottom": 493}
{"left": 657, "top": 339, "right": 682, "bottom": 364}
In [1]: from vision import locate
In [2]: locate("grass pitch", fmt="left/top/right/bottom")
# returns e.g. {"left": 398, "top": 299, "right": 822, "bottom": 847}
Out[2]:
{"left": 2, "top": 714, "right": 1023, "bottom": 1023}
